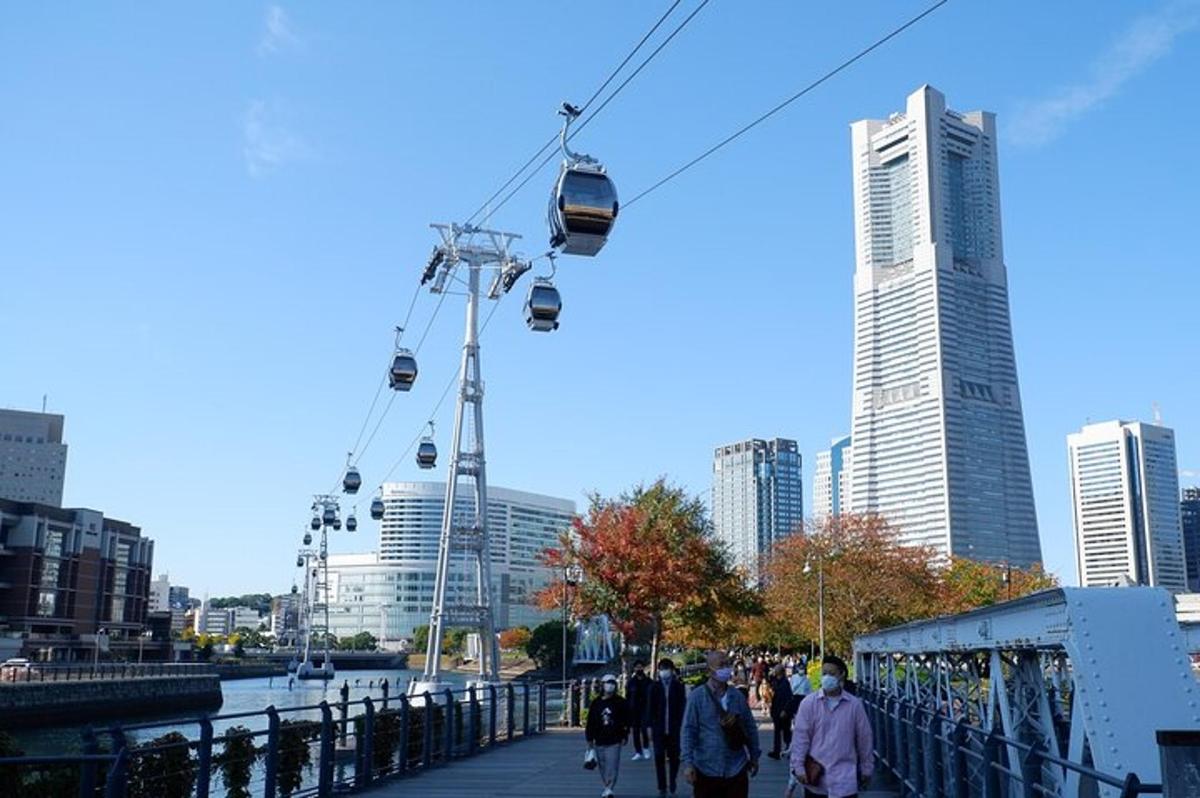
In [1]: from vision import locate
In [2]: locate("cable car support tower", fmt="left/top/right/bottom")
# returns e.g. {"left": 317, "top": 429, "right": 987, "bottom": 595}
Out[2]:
{"left": 411, "top": 222, "right": 532, "bottom": 696}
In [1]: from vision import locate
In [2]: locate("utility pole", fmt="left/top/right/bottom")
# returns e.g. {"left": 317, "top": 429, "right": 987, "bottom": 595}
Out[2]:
{"left": 412, "top": 223, "right": 531, "bottom": 695}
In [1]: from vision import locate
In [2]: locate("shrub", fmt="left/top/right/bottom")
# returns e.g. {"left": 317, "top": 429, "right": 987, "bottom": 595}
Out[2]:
{"left": 215, "top": 725, "right": 259, "bottom": 798}
{"left": 127, "top": 731, "right": 195, "bottom": 798}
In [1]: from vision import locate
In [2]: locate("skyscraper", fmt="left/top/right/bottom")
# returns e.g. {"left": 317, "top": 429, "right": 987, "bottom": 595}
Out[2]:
{"left": 1182, "top": 488, "right": 1200, "bottom": 592}
{"left": 813, "top": 435, "right": 852, "bottom": 523}
{"left": 1067, "top": 420, "right": 1187, "bottom": 591}
{"left": 0, "top": 409, "right": 68, "bottom": 506}
{"left": 711, "top": 438, "right": 803, "bottom": 583}
{"left": 847, "top": 86, "right": 1041, "bottom": 566}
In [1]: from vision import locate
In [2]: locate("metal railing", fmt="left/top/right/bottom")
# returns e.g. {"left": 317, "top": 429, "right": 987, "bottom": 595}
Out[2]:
{"left": 0, "top": 662, "right": 214, "bottom": 683}
{"left": 859, "top": 687, "right": 1163, "bottom": 798}
{"left": 0, "top": 680, "right": 548, "bottom": 797}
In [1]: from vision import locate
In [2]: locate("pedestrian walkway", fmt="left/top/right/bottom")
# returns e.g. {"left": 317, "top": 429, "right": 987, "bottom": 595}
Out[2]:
{"left": 362, "top": 719, "right": 897, "bottom": 797}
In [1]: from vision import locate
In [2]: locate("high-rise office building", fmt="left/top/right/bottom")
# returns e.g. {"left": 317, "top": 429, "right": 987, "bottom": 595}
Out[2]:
{"left": 712, "top": 438, "right": 803, "bottom": 583}
{"left": 317, "top": 482, "right": 575, "bottom": 648}
{"left": 1067, "top": 420, "right": 1187, "bottom": 591}
{"left": 846, "top": 85, "right": 1041, "bottom": 566}
{"left": 1183, "top": 488, "right": 1200, "bottom": 593}
{"left": 813, "top": 435, "right": 852, "bottom": 523}
{"left": 0, "top": 409, "right": 68, "bottom": 506}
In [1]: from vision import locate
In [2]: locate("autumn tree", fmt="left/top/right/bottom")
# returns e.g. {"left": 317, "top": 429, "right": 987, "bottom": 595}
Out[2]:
{"left": 498, "top": 627, "right": 532, "bottom": 651}
{"left": 537, "top": 480, "right": 753, "bottom": 668}
{"left": 937, "top": 557, "right": 1058, "bottom": 614}
{"left": 762, "top": 513, "right": 941, "bottom": 656}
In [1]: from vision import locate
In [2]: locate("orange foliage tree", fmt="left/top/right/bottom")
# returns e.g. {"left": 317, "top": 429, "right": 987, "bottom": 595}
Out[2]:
{"left": 497, "top": 626, "right": 532, "bottom": 652}
{"left": 762, "top": 513, "right": 941, "bottom": 656}
{"left": 536, "top": 479, "right": 755, "bottom": 667}
{"left": 937, "top": 557, "right": 1058, "bottom": 614}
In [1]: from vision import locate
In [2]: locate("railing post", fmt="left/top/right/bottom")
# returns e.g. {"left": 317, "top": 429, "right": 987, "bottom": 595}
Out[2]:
{"left": 398, "top": 694, "right": 410, "bottom": 775}
{"left": 569, "top": 680, "right": 580, "bottom": 727}
{"left": 422, "top": 692, "right": 434, "bottom": 770}
{"left": 382, "top": 677, "right": 390, "bottom": 710}
{"left": 263, "top": 705, "right": 280, "bottom": 798}
{"left": 522, "top": 682, "right": 531, "bottom": 736}
{"left": 360, "top": 696, "right": 375, "bottom": 788}
{"left": 468, "top": 686, "right": 480, "bottom": 755}
{"left": 506, "top": 683, "right": 516, "bottom": 740}
{"left": 443, "top": 688, "right": 455, "bottom": 761}
{"left": 488, "top": 684, "right": 498, "bottom": 746}
{"left": 339, "top": 680, "right": 350, "bottom": 747}
{"left": 318, "top": 701, "right": 335, "bottom": 794}
{"left": 909, "top": 704, "right": 923, "bottom": 797}
{"left": 79, "top": 726, "right": 99, "bottom": 798}
{"left": 538, "top": 681, "right": 546, "bottom": 732}
{"left": 951, "top": 720, "right": 969, "bottom": 798}
{"left": 195, "top": 715, "right": 213, "bottom": 798}
{"left": 982, "top": 731, "right": 1002, "bottom": 798}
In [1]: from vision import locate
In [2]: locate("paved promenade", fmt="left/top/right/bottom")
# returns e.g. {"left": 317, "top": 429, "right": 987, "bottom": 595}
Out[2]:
{"left": 363, "top": 720, "right": 897, "bottom": 797}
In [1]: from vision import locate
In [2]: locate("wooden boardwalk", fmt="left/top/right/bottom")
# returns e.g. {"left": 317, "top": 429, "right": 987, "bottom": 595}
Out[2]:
{"left": 362, "top": 720, "right": 898, "bottom": 797}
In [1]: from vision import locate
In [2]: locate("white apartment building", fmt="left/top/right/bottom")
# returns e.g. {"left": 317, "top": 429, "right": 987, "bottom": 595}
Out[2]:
{"left": 847, "top": 86, "right": 1041, "bottom": 566}
{"left": 318, "top": 482, "right": 575, "bottom": 648}
{"left": 1067, "top": 420, "right": 1187, "bottom": 591}
{"left": 0, "top": 409, "right": 68, "bottom": 506}
{"left": 813, "top": 435, "right": 852, "bottom": 523}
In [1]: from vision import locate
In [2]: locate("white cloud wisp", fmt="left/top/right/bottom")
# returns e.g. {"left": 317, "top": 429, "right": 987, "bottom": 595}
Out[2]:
{"left": 242, "top": 100, "right": 312, "bottom": 177}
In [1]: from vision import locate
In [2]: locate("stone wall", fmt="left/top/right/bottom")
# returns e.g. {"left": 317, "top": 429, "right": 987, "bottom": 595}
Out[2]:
{"left": 0, "top": 675, "right": 222, "bottom": 729}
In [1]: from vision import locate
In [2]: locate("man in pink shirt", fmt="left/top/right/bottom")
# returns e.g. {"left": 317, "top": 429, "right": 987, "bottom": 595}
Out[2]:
{"left": 788, "top": 655, "right": 873, "bottom": 798}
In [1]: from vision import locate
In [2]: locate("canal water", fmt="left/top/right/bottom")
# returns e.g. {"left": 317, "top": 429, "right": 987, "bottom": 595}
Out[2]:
{"left": 11, "top": 668, "right": 473, "bottom": 755}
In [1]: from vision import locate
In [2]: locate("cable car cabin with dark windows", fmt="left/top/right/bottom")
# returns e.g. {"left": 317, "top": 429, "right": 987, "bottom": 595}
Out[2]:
{"left": 549, "top": 166, "right": 618, "bottom": 256}
{"left": 370, "top": 496, "right": 385, "bottom": 520}
{"left": 322, "top": 506, "right": 337, "bottom": 526}
{"left": 525, "top": 280, "right": 561, "bottom": 332}
{"left": 346, "top": 514, "right": 357, "bottom": 532}
{"left": 303, "top": 532, "right": 312, "bottom": 546}
{"left": 343, "top": 467, "right": 361, "bottom": 495}
{"left": 416, "top": 439, "right": 437, "bottom": 469}
{"left": 388, "top": 350, "right": 418, "bottom": 391}
{"left": 310, "top": 516, "right": 321, "bottom": 531}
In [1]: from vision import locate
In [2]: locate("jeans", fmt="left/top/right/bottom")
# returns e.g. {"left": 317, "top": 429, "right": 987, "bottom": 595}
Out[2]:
{"left": 693, "top": 764, "right": 748, "bottom": 798}
{"left": 655, "top": 732, "right": 681, "bottom": 792}
{"left": 596, "top": 743, "right": 622, "bottom": 789}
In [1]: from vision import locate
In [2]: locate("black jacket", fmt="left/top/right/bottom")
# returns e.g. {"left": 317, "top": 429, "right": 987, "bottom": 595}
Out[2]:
{"left": 646, "top": 676, "right": 687, "bottom": 742}
{"left": 586, "top": 694, "right": 631, "bottom": 747}
{"left": 768, "top": 675, "right": 794, "bottom": 721}
{"left": 627, "top": 672, "right": 651, "bottom": 712}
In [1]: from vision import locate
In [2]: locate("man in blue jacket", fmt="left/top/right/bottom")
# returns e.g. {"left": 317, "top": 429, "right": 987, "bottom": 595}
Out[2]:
{"left": 681, "top": 650, "right": 760, "bottom": 798}
{"left": 647, "top": 657, "right": 688, "bottom": 796}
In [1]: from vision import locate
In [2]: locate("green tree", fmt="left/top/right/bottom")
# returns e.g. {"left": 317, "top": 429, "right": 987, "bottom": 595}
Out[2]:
{"left": 412, "top": 625, "right": 429, "bottom": 653}
{"left": 339, "top": 631, "right": 378, "bottom": 651}
{"left": 525, "top": 620, "right": 576, "bottom": 670}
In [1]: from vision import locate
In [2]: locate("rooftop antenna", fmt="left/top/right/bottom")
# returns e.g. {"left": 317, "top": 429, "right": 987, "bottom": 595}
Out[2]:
{"left": 1153, "top": 402, "right": 1163, "bottom": 426}
{"left": 41, "top": 394, "right": 47, "bottom": 413}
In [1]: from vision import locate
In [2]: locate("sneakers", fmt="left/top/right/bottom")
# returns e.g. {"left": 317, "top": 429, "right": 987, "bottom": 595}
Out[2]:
{"left": 601, "top": 789, "right": 613, "bottom": 798}
{"left": 630, "top": 752, "right": 642, "bottom": 761}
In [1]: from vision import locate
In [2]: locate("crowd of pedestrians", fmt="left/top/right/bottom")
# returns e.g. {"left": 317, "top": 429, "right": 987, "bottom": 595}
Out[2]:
{"left": 583, "top": 648, "right": 874, "bottom": 798}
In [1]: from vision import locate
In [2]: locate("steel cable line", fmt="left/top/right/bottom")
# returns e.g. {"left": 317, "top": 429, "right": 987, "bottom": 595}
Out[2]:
{"left": 463, "top": 0, "right": 686, "bottom": 227}
{"left": 624, "top": 0, "right": 951, "bottom": 208}
{"left": 478, "top": 0, "right": 712, "bottom": 227}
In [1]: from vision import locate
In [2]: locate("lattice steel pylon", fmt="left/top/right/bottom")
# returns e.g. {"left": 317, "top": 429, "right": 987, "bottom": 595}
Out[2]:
{"left": 410, "top": 223, "right": 531, "bottom": 695}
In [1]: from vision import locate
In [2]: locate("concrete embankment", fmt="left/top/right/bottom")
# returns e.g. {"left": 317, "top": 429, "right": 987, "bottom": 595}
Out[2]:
{"left": 213, "top": 662, "right": 287, "bottom": 680}
{"left": 0, "top": 675, "right": 223, "bottom": 729}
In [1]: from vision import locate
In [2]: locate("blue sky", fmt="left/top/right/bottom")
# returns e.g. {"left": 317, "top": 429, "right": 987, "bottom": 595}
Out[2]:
{"left": 3, "top": 1, "right": 1199, "bottom": 596}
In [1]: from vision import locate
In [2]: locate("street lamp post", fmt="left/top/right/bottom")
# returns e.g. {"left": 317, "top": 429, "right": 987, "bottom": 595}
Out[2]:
{"left": 562, "top": 564, "right": 581, "bottom": 686}
{"left": 138, "top": 630, "right": 153, "bottom": 664}
{"left": 92, "top": 628, "right": 108, "bottom": 677}
{"left": 804, "top": 555, "right": 825, "bottom": 659}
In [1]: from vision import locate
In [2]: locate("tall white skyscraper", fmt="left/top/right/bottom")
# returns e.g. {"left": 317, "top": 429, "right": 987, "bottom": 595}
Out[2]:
{"left": 813, "top": 435, "right": 852, "bottom": 522}
{"left": 1067, "top": 420, "right": 1187, "bottom": 591}
{"left": 712, "top": 438, "right": 803, "bottom": 583}
{"left": 847, "top": 85, "right": 1041, "bottom": 566}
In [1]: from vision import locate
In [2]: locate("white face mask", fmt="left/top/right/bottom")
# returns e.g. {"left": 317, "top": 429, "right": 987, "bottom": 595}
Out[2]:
{"left": 603, "top": 682, "right": 617, "bottom": 695}
{"left": 659, "top": 669, "right": 672, "bottom": 681}
{"left": 820, "top": 674, "right": 841, "bottom": 692}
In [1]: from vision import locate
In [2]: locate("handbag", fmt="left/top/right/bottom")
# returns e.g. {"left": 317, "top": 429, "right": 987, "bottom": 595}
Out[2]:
{"left": 704, "top": 686, "right": 749, "bottom": 751}
{"left": 804, "top": 753, "right": 824, "bottom": 785}
{"left": 583, "top": 748, "right": 597, "bottom": 770}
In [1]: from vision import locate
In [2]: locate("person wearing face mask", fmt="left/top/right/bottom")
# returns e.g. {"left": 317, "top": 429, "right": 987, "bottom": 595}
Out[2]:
{"left": 628, "top": 661, "right": 652, "bottom": 761}
{"left": 647, "top": 657, "right": 687, "bottom": 796}
{"left": 788, "top": 655, "right": 873, "bottom": 798}
{"left": 680, "top": 651, "right": 760, "bottom": 798}
{"left": 586, "top": 673, "right": 631, "bottom": 798}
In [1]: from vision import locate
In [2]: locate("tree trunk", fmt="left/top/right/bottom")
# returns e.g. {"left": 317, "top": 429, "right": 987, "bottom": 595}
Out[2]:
{"left": 650, "top": 614, "right": 661, "bottom": 671}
